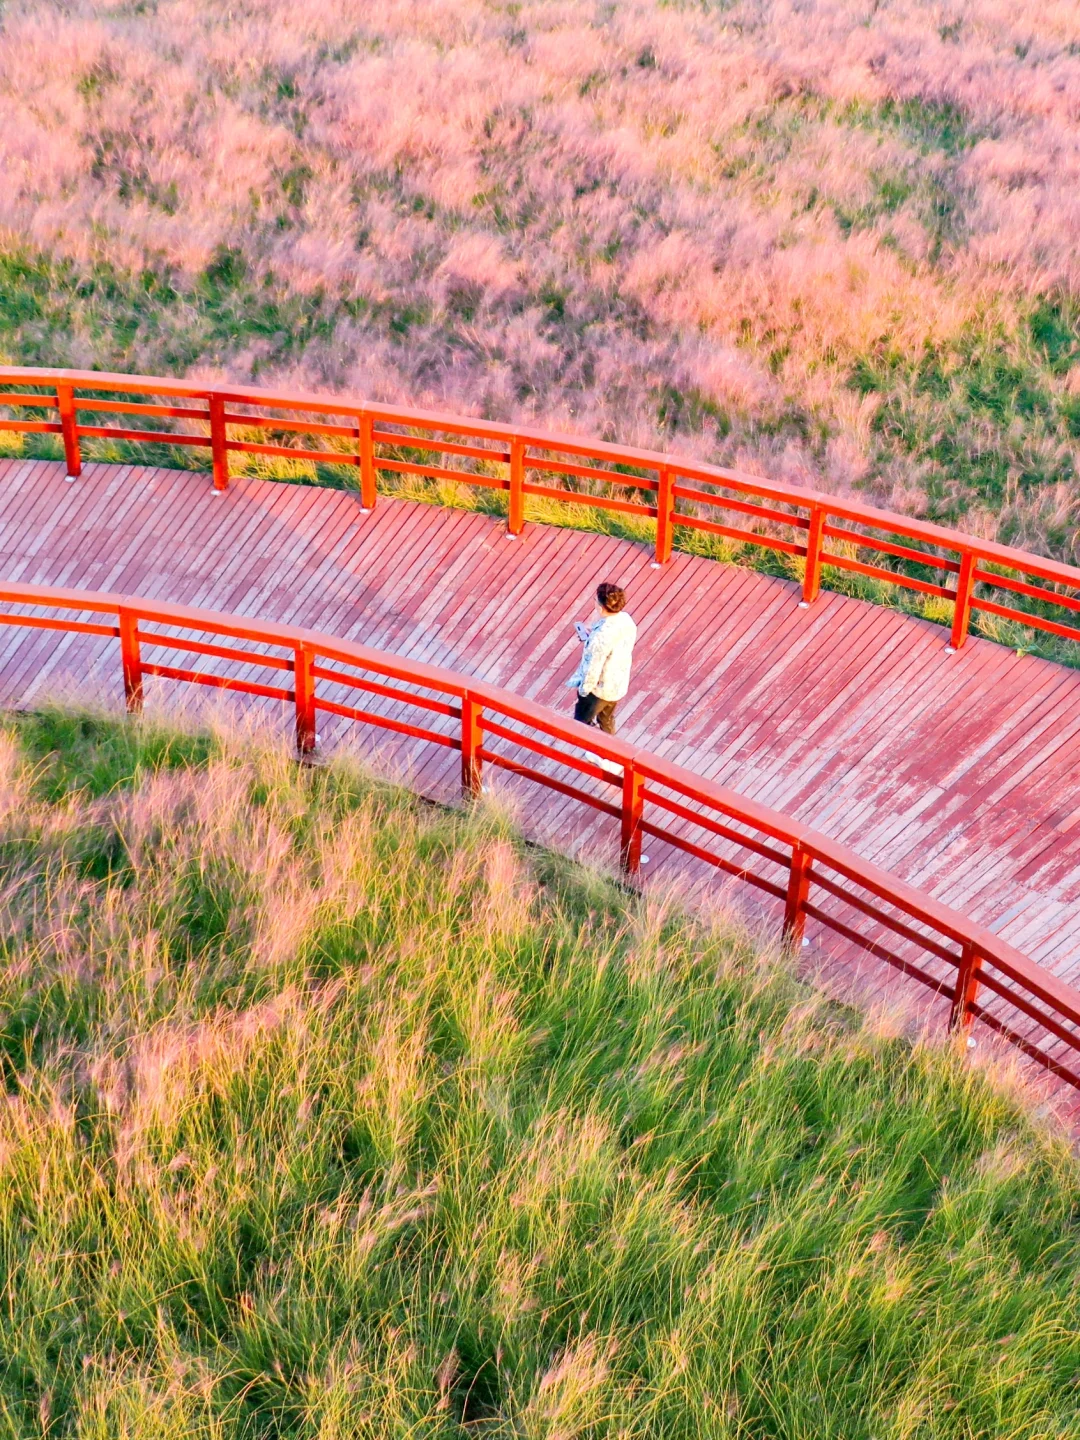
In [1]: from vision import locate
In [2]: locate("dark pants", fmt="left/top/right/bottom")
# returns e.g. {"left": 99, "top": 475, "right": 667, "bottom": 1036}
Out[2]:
{"left": 574, "top": 691, "right": 619, "bottom": 735}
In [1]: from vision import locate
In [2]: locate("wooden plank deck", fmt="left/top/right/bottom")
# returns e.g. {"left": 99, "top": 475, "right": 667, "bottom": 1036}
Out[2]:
{"left": 1, "top": 456, "right": 1078, "bottom": 1004}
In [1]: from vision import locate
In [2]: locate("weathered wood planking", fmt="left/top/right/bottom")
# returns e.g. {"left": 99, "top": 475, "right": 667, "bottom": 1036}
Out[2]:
{"left": 0, "top": 457, "right": 1077, "bottom": 996}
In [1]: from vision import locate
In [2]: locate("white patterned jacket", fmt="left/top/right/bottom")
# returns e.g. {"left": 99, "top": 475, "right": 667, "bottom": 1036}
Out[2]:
{"left": 574, "top": 610, "right": 637, "bottom": 702}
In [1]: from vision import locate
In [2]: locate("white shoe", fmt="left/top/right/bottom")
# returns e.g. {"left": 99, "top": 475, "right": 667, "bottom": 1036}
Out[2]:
{"left": 583, "top": 750, "right": 622, "bottom": 777}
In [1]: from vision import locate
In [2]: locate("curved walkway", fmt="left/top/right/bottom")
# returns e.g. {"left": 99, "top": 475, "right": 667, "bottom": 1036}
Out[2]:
{"left": 1, "top": 456, "right": 1078, "bottom": 990}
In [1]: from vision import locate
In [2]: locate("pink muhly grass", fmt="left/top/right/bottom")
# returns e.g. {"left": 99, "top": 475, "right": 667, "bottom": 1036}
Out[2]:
{"left": 2, "top": 0, "right": 1080, "bottom": 555}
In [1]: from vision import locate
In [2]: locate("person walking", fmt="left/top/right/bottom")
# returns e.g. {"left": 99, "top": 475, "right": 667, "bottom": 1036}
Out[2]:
{"left": 569, "top": 582, "right": 637, "bottom": 736}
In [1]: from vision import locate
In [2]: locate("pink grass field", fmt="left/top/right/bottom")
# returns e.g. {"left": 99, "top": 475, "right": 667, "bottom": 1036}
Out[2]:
{"left": 1, "top": 0, "right": 1079, "bottom": 558}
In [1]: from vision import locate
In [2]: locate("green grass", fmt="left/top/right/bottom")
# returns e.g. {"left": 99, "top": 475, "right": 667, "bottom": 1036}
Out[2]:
{"left": 0, "top": 251, "right": 350, "bottom": 382}
{"left": 850, "top": 301, "right": 1080, "bottom": 532}
{"left": 1, "top": 706, "right": 1080, "bottom": 1437}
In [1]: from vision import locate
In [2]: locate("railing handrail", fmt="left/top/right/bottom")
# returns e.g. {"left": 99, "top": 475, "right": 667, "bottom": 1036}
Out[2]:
{"left": 2, "top": 578, "right": 1079, "bottom": 1091}
{"left": 0, "top": 581, "right": 1029, "bottom": 963}
{"left": 3, "top": 367, "right": 1080, "bottom": 615}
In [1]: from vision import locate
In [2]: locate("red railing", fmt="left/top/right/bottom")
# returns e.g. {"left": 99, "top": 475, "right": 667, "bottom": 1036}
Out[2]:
{"left": 2, "top": 579, "right": 1080, "bottom": 1092}
{"left": 3, "top": 368, "right": 1080, "bottom": 653}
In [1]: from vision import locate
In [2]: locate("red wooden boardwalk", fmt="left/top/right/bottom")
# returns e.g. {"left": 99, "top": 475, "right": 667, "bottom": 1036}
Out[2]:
{"left": 1, "top": 457, "right": 1078, "bottom": 994}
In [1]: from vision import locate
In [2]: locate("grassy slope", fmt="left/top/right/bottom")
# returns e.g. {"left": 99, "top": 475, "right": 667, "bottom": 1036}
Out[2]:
{"left": 0, "top": 708, "right": 1079, "bottom": 1438}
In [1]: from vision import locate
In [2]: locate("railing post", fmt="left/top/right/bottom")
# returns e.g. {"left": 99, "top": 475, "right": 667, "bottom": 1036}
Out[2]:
{"left": 294, "top": 644, "right": 317, "bottom": 756}
{"left": 118, "top": 607, "right": 143, "bottom": 715}
{"left": 782, "top": 844, "right": 812, "bottom": 945}
{"left": 800, "top": 504, "right": 826, "bottom": 607}
{"left": 949, "top": 941, "right": 983, "bottom": 1035}
{"left": 654, "top": 466, "right": 674, "bottom": 567}
{"left": 508, "top": 437, "right": 525, "bottom": 538}
{"left": 358, "top": 412, "right": 377, "bottom": 512}
{"left": 620, "top": 762, "right": 644, "bottom": 876}
{"left": 949, "top": 550, "right": 976, "bottom": 652}
{"left": 57, "top": 382, "right": 81, "bottom": 481}
{"left": 209, "top": 392, "right": 228, "bottom": 493}
{"left": 461, "top": 693, "right": 483, "bottom": 797}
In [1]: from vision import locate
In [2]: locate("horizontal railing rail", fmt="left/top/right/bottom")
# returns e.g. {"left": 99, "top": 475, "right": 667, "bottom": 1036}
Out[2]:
{"left": 3, "top": 367, "right": 1080, "bottom": 653}
{"left": 2, "top": 580, "right": 1079, "bottom": 1092}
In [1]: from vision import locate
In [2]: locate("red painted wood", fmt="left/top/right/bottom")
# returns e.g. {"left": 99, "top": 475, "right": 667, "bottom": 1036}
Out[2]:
{"left": 802, "top": 505, "right": 826, "bottom": 604}
{"left": 784, "top": 845, "right": 812, "bottom": 943}
{"left": 209, "top": 394, "right": 228, "bottom": 491}
{"left": 294, "top": 644, "right": 316, "bottom": 754}
{"left": 119, "top": 607, "right": 142, "bottom": 712}
{"left": 508, "top": 438, "right": 525, "bottom": 536}
{"left": 461, "top": 694, "right": 483, "bottom": 797}
{"left": 56, "top": 383, "right": 81, "bottom": 478}
{"left": 359, "top": 414, "right": 376, "bottom": 510}
{"left": 655, "top": 466, "right": 674, "bottom": 566}
{"left": 950, "top": 941, "right": 984, "bottom": 1031}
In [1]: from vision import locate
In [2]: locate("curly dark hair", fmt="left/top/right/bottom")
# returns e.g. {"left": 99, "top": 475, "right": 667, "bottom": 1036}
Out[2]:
{"left": 596, "top": 583, "right": 627, "bottom": 613}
